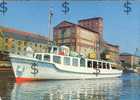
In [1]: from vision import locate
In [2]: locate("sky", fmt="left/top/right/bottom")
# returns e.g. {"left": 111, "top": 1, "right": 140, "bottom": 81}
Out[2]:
{"left": 0, "top": 0, "right": 140, "bottom": 54}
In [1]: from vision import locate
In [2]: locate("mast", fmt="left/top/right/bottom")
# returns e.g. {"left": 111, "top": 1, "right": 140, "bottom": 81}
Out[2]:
{"left": 48, "top": 8, "right": 53, "bottom": 44}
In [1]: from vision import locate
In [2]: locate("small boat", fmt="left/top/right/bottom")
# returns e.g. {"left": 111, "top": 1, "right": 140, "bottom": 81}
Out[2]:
{"left": 9, "top": 46, "right": 122, "bottom": 82}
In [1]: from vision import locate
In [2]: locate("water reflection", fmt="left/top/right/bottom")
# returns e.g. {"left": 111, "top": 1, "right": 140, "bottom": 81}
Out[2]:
{"left": 11, "top": 78, "right": 122, "bottom": 100}
{"left": 0, "top": 79, "right": 14, "bottom": 100}
{"left": 1, "top": 73, "right": 140, "bottom": 100}
{"left": 120, "top": 73, "right": 140, "bottom": 100}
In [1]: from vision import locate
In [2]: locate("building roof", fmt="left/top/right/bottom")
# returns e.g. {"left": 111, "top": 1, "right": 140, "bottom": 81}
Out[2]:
{"left": 54, "top": 20, "right": 76, "bottom": 29}
{"left": 0, "top": 26, "right": 49, "bottom": 44}
{"left": 104, "top": 41, "right": 119, "bottom": 48}
{"left": 120, "top": 52, "right": 140, "bottom": 57}
{"left": 54, "top": 20, "right": 99, "bottom": 34}
{"left": 120, "top": 52, "right": 133, "bottom": 56}
{"left": 78, "top": 17, "right": 103, "bottom": 22}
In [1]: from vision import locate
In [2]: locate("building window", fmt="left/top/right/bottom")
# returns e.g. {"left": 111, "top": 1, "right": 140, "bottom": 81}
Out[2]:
{"left": 80, "top": 58, "right": 85, "bottom": 67}
{"left": 53, "top": 55, "right": 61, "bottom": 64}
{"left": 35, "top": 44, "right": 37, "bottom": 47}
{"left": 44, "top": 54, "right": 50, "bottom": 61}
{"left": 18, "top": 41, "right": 21, "bottom": 45}
{"left": 18, "top": 47, "right": 21, "bottom": 51}
{"left": 64, "top": 57, "right": 70, "bottom": 65}
{"left": 24, "top": 41, "right": 27, "bottom": 46}
{"left": 72, "top": 58, "right": 78, "bottom": 66}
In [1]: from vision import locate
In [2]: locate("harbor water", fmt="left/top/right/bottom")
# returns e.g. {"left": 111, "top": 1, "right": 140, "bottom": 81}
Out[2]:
{"left": 0, "top": 73, "right": 140, "bottom": 100}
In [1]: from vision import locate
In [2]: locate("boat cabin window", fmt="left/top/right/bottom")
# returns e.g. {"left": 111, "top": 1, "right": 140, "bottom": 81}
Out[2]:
{"left": 72, "top": 58, "right": 78, "bottom": 67}
{"left": 107, "top": 63, "right": 110, "bottom": 69}
{"left": 103, "top": 63, "right": 106, "bottom": 69}
{"left": 98, "top": 62, "right": 102, "bottom": 68}
{"left": 64, "top": 57, "right": 70, "bottom": 65}
{"left": 53, "top": 47, "right": 58, "bottom": 54}
{"left": 36, "top": 54, "right": 42, "bottom": 60}
{"left": 44, "top": 54, "right": 50, "bottom": 61}
{"left": 53, "top": 55, "right": 61, "bottom": 64}
{"left": 87, "top": 61, "right": 92, "bottom": 68}
{"left": 80, "top": 58, "right": 85, "bottom": 67}
{"left": 93, "top": 61, "right": 97, "bottom": 68}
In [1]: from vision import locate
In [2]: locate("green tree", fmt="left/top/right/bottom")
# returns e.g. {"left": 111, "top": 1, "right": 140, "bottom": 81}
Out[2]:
{"left": 100, "top": 49, "right": 109, "bottom": 60}
{"left": 121, "top": 61, "right": 131, "bottom": 68}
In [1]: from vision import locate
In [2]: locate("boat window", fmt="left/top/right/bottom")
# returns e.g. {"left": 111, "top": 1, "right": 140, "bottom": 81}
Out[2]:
{"left": 72, "top": 58, "right": 78, "bottom": 66}
{"left": 93, "top": 61, "right": 97, "bottom": 68}
{"left": 53, "top": 55, "right": 61, "bottom": 64}
{"left": 107, "top": 63, "right": 110, "bottom": 69}
{"left": 87, "top": 61, "right": 92, "bottom": 68}
{"left": 53, "top": 47, "right": 58, "bottom": 54}
{"left": 44, "top": 54, "right": 50, "bottom": 61}
{"left": 64, "top": 57, "right": 70, "bottom": 65}
{"left": 80, "top": 58, "right": 85, "bottom": 67}
{"left": 103, "top": 63, "right": 106, "bottom": 69}
{"left": 36, "top": 54, "right": 42, "bottom": 60}
{"left": 98, "top": 62, "right": 102, "bottom": 68}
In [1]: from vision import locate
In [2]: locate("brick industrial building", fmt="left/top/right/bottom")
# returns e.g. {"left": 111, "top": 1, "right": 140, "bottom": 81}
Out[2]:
{"left": 54, "top": 17, "right": 119, "bottom": 62}
{"left": 53, "top": 20, "right": 100, "bottom": 58}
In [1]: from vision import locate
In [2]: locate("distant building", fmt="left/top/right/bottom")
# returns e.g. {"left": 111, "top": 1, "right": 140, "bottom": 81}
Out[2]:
{"left": 120, "top": 53, "right": 140, "bottom": 67}
{"left": 103, "top": 42, "right": 119, "bottom": 63}
{"left": 54, "top": 20, "right": 100, "bottom": 58}
{"left": 0, "top": 26, "right": 49, "bottom": 55}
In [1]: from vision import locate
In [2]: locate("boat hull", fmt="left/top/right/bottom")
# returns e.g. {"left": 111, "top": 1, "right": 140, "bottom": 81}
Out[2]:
{"left": 10, "top": 55, "right": 122, "bottom": 82}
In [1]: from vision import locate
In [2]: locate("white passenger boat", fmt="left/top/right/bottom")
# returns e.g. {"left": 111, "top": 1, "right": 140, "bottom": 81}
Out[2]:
{"left": 9, "top": 46, "right": 122, "bottom": 82}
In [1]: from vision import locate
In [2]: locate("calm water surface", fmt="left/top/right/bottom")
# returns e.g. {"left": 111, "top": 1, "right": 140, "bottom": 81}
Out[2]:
{"left": 0, "top": 73, "right": 140, "bottom": 100}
